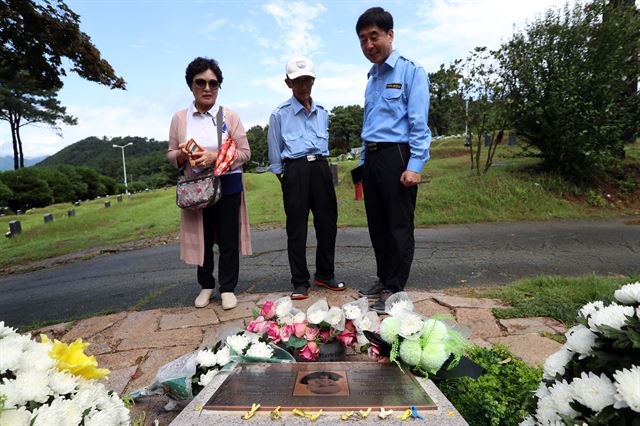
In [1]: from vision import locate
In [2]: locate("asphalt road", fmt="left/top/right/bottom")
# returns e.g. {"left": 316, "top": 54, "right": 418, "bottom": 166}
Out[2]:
{"left": 1, "top": 217, "right": 639, "bottom": 327}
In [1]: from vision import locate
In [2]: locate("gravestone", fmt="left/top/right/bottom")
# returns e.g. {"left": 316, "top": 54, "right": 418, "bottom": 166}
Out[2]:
{"left": 68, "top": 209, "right": 76, "bottom": 217}
{"left": 9, "top": 220, "right": 21, "bottom": 235}
{"left": 105, "top": 201, "right": 111, "bottom": 208}
{"left": 43, "top": 213, "right": 54, "bottom": 224}
{"left": 117, "top": 194, "right": 123, "bottom": 203}
{"left": 205, "top": 362, "right": 436, "bottom": 412}
{"left": 16, "top": 209, "right": 23, "bottom": 215}
{"left": 508, "top": 132, "right": 516, "bottom": 146}
{"left": 171, "top": 362, "right": 467, "bottom": 425}
{"left": 483, "top": 132, "right": 492, "bottom": 147}
{"left": 330, "top": 164, "right": 338, "bottom": 186}
{"left": 74, "top": 201, "right": 81, "bottom": 206}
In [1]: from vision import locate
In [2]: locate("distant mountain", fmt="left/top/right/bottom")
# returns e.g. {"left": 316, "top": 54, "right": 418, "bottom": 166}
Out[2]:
{"left": 36, "top": 136, "right": 175, "bottom": 183}
{"left": 0, "top": 155, "right": 48, "bottom": 171}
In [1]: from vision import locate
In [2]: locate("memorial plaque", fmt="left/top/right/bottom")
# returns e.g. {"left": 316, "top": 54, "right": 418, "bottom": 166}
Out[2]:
{"left": 205, "top": 362, "right": 436, "bottom": 412}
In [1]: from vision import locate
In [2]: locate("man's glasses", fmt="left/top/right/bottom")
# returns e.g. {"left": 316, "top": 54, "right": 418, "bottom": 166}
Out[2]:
{"left": 194, "top": 79, "right": 219, "bottom": 90}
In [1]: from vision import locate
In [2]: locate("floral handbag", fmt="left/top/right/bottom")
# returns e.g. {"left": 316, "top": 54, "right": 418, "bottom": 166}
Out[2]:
{"left": 175, "top": 107, "right": 224, "bottom": 210}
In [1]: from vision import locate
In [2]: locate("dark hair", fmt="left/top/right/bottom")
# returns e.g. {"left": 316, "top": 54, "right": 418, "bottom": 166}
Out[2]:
{"left": 356, "top": 7, "right": 393, "bottom": 34}
{"left": 185, "top": 57, "right": 223, "bottom": 88}
{"left": 300, "top": 371, "right": 343, "bottom": 384}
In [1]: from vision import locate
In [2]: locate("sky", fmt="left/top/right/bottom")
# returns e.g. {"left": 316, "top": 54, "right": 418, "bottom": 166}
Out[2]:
{"left": 2, "top": 0, "right": 579, "bottom": 159}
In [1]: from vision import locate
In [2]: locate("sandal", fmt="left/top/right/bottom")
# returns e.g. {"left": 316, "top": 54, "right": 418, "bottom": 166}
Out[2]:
{"left": 314, "top": 277, "right": 346, "bottom": 292}
{"left": 290, "top": 286, "right": 309, "bottom": 300}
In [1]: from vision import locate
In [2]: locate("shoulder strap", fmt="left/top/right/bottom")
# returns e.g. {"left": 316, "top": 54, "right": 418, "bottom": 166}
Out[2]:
{"left": 216, "top": 106, "right": 223, "bottom": 148}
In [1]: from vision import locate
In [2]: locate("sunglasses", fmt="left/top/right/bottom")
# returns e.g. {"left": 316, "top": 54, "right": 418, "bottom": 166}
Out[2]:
{"left": 193, "top": 79, "right": 219, "bottom": 90}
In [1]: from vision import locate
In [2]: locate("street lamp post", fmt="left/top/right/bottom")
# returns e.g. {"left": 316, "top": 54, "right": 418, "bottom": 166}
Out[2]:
{"left": 112, "top": 142, "right": 133, "bottom": 194}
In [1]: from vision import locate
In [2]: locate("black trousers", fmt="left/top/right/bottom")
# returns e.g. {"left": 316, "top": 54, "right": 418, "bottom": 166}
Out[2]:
{"left": 363, "top": 144, "right": 417, "bottom": 293}
{"left": 197, "top": 193, "right": 241, "bottom": 292}
{"left": 282, "top": 158, "right": 338, "bottom": 287}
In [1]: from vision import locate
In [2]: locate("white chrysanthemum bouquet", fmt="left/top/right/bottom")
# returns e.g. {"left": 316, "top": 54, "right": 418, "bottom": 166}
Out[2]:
{"left": 522, "top": 281, "right": 640, "bottom": 425}
{"left": 0, "top": 322, "right": 129, "bottom": 426}
{"left": 369, "top": 292, "right": 470, "bottom": 375}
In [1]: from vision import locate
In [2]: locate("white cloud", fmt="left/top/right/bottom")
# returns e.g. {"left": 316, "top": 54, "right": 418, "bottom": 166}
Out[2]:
{"left": 261, "top": 0, "right": 327, "bottom": 57}
{"left": 399, "top": 0, "right": 574, "bottom": 71}
{"left": 201, "top": 18, "right": 229, "bottom": 39}
{"left": 130, "top": 37, "right": 151, "bottom": 49}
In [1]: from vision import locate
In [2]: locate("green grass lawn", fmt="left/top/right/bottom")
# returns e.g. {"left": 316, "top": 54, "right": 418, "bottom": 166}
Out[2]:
{"left": 1, "top": 141, "right": 638, "bottom": 269}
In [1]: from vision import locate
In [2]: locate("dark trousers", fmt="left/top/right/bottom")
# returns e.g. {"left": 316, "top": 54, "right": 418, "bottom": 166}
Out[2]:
{"left": 282, "top": 159, "right": 337, "bottom": 287}
{"left": 197, "top": 193, "right": 241, "bottom": 292}
{"left": 363, "top": 144, "right": 417, "bottom": 293}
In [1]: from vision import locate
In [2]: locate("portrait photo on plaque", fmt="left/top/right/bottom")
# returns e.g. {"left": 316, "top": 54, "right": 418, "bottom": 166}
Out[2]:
{"left": 293, "top": 370, "right": 349, "bottom": 396}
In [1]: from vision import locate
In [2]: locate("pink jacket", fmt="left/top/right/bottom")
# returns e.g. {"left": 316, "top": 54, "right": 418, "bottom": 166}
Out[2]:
{"left": 167, "top": 107, "right": 252, "bottom": 265}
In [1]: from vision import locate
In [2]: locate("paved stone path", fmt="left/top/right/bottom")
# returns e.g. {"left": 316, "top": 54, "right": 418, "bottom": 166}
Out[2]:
{"left": 34, "top": 288, "right": 565, "bottom": 425}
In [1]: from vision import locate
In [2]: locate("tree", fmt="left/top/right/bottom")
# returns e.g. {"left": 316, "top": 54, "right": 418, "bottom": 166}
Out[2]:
{"left": 428, "top": 61, "right": 465, "bottom": 136}
{"left": 329, "top": 105, "right": 363, "bottom": 154}
{"left": 0, "top": 180, "right": 12, "bottom": 207}
{"left": 32, "top": 166, "right": 75, "bottom": 202}
{"left": 246, "top": 125, "right": 269, "bottom": 166}
{"left": 0, "top": 0, "right": 126, "bottom": 169}
{"left": 460, "top": 47, "right": 509, "bottom": 175}
{"left": 496, "top": 0, "right": 639, "bottom": 182}
{"left": 0, "top": 168, "right": 53, "bottom": 211}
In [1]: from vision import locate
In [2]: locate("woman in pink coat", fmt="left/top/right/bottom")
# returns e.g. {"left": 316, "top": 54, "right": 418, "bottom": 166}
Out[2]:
{"left": 167, "top": 57, "right": 252, "bottom": 310}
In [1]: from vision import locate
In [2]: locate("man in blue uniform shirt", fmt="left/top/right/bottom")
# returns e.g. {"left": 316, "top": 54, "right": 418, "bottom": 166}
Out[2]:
{"left": 268, "top": 56, "right": 346, "bottom": 300}
{"left": 355, "top": 7, "right": 432, "bottom": 313}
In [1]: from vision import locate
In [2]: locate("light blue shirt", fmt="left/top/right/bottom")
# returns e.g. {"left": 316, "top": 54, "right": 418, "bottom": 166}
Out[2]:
{"left": 360, "top": 50, "right": 431, "bottom": 173}
{"left": 267, "top": 96, "right": 329, "bottom": 174}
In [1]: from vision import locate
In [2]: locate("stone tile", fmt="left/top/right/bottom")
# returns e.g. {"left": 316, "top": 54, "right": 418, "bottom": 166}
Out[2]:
{"left": 433, "top": 295, "right": 507, "bottom": 309}
{"left": 63, "top": 312, "right": 127, "bottom": 341}
{"left": 407, "top": 290, "right": 449, "bottom": 303}
{"left": 31, "top": 322, "right": 73, "bottom": 341}
{"left": 212, "top": 301, "right": 255, "bottom": 322}
{"left": 159, "top": 308, "right": 219, "bottom": 330}
{"left": 126, "top": 346, "right": 195, "bottom": 392}
{"left": 470, "top": 338, "right": 492, "bottom": 349}
{"left": 85, "top": 332, "right": 116, "bottom": 356}
{"left": 324, "top": 291, "right": 359, "bottom": 307}
{"left": 414, "top": 299, "right": 454, "bottom": 318}
{"left": 488, "top": 334, "right": 563, "bottom": 366}
{"left": 455, "top": 308, "right": 502, "bottom": 339}
{"left": 97, "top": 349, "right": 148, "bottom": 370}
{"left": 499, "top": 317, "right": 567, "bottom": 336}
{"left": 101, "top": 366, "right": 136, "bottom": 395}
{"left": 117, "top": 328, "right": 202, "bottom": 351}
{"left": 235, "top": 293, "right": 262, "bottom": 304}
{"left": 200, "top": 327, "right": 220, "bottom": 349}
{"left": 256, "top": 292, "right": 289, "bottom": 305}
{"left": 113, "top": 310, "right": 162, "bottom": 340}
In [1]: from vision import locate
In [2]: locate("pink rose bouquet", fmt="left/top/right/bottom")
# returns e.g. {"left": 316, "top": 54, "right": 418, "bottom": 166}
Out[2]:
{"left": 247, "top": 297, "right": 379, "bottom": 361}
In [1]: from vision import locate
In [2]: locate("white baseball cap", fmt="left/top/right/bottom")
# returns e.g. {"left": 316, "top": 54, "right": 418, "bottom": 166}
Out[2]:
{"left": 286, "top": 56, "right": 316, "bottom": 80}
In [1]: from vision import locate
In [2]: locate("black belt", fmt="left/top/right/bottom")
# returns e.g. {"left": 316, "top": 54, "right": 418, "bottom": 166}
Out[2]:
{"left": 365, "top": 142, "right": 403, "bottom": 152}
{"left": 284, "top": 154, "right": 326, "bottom": 163}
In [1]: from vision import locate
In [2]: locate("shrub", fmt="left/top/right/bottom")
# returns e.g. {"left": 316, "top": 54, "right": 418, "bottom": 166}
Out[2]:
{"left": 438, "top": 345, "right": 541, "bottom": 426}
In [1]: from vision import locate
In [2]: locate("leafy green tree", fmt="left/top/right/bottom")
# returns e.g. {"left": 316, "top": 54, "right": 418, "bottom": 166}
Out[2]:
{"left": 0, "top": 180, "right": 12, "bottom": 207}
{"left": 329, "top": 105, "right": 363, "bottom": 153}
{"left": 460, "top": 47, "right": 509, "bottom": 175}
{"left": 0, "top": 168, "right": 53, "bottom": 211}
{"left": 55, "top": 165, "right": 88, "bottom": 201}
{"left": 246, "top": 125, "right": 269, "bottom": 166}
{"left": 75, "top": 167, "right": 106, "bottom": 199}
{"left": 428, "top": 61, "right": 465, "bottom": 136}
{"left": 0, "top": 0, "right": 126, "bottom": 169}
{"left": 496, "top": 0, "right": 640, "bottom": 182}
{"left": 32, "top": 166, "right": 75, "bottom": 203}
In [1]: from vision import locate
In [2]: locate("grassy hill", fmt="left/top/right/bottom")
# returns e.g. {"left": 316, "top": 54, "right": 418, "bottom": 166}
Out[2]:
{"left": 36, "top": 136, "right": 177, "bottom": 188}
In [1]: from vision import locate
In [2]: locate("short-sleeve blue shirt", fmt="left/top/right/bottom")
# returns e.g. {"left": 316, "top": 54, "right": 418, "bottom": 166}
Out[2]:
{"left": 361, "top": 50, "right": 431, "bottom": 173}
{"left": 267, "top": 96, "right": 329, "bottom": 174}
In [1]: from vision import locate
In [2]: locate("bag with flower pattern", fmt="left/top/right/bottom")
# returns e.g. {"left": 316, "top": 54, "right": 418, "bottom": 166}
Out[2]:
{"left": 176, "top": 107, "right": 224, "bottom": 210}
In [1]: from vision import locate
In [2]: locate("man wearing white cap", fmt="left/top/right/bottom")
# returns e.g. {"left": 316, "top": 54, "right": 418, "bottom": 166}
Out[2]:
{"left": 267, "top": 56, "right": 346, "bottom": 300}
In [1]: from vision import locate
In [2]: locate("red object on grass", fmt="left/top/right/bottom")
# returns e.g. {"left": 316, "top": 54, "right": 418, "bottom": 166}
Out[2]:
{"left": 355, "top": 182, "right": 363, "bottom": 200}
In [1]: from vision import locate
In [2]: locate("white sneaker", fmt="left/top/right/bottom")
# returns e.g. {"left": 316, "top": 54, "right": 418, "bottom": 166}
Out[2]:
{"left": 195, "top": 289, "right": 214, "bottom": 308}
{"left": 221, "top": 292, "right": 237, "bottom": 310}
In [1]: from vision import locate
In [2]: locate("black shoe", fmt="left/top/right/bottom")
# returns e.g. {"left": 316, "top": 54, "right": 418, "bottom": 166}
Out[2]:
{"left": 290, "top": 286, "right": 309, "bottom": 300}
{"left": 370, "top": 290, "right": 393, "bottom": 314}
{"left": 358, "top": 280, "right": 385, "bottom": 299}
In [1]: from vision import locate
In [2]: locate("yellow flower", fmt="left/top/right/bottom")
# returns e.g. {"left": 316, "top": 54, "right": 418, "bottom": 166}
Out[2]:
{"left": 41, "top": 335, "right": 110, "bottom": 380}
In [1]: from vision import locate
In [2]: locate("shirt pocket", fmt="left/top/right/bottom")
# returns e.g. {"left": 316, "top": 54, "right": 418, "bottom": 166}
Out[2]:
{"left": 381, "top": 88, "right": 404, "bottom": 115}
{"left": 313, "top": 126, "right": 329, "bottom": 143}
{"left": 282, "top": 125, "right": 304, "bottom": 144}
